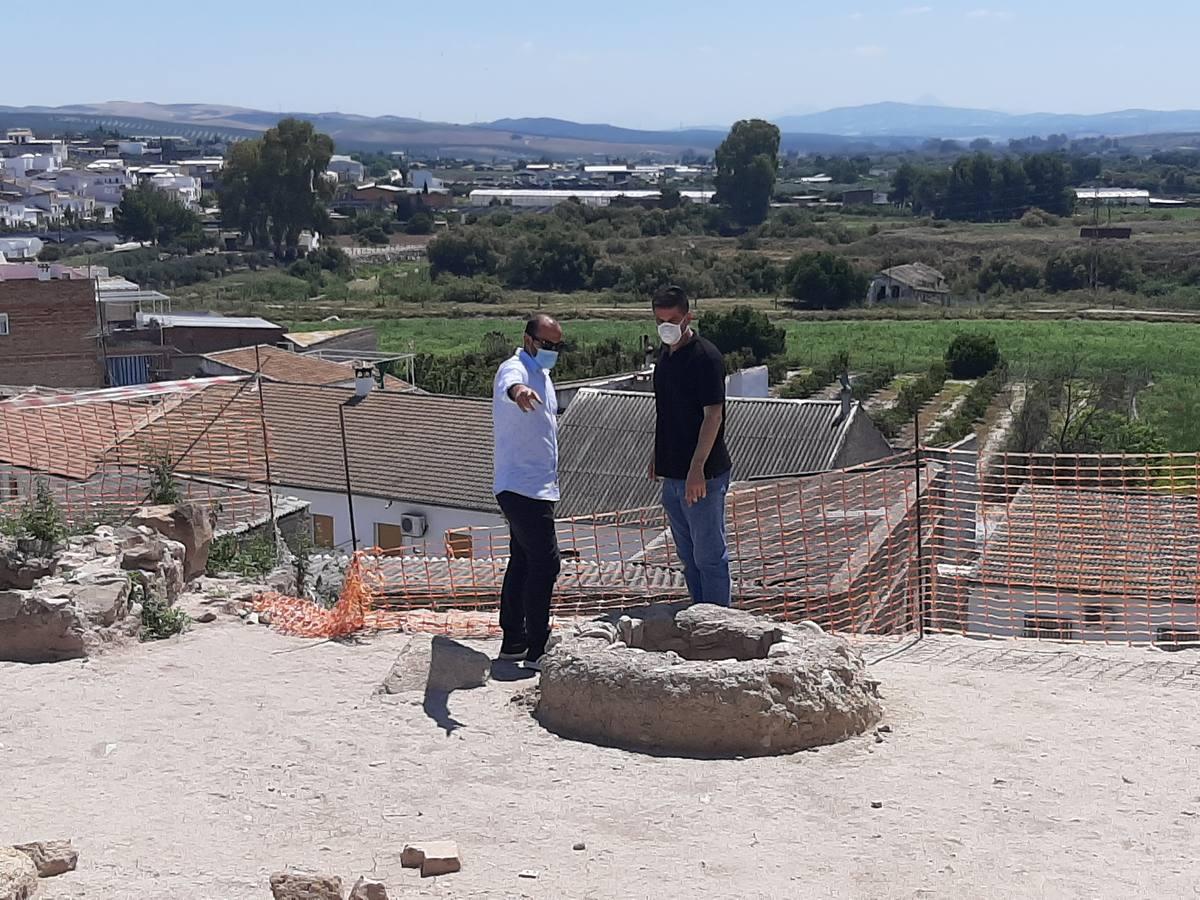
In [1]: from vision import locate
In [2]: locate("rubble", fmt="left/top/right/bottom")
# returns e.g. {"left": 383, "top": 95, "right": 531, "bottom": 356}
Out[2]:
{"left": 348, "top": 877, "right": 388, "bottom": 899}
{"left": 269, "top": 870, "right": 343, "bottom": 900}
{"left": 0, "top": 846, "right": 38, "bottom": 900}
{"left": 13, "top": 840, "right": 78, "bottom": 878}
{"left": 131, "top": 503, "right": 216, "bottom": 581}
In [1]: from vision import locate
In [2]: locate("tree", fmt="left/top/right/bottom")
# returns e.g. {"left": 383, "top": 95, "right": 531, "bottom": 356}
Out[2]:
{"left": 714, "top": 119, "right": 781, "bottom": 227}
{"left": 114, "top": 182, "right": 204, "bottom": 247}
{"left": 217, "top": 118, "right": 335, "bottom": 258}
{"left": 784, "top": 252, "right": 869, "bottom": 309}
{"left": 405, "top": 211, "right": 434, "bottom": 235}
{"left": 698, "top": 305, "right": 785, "bottom": 365}
{"left": 427, "top": 229, "right": 499, "bottom": 278}
{"left": 502, "top": 226, "right": 597, "bottom": 292}
{"left": 891, "top": 162, "right": 917, "bottom": 206}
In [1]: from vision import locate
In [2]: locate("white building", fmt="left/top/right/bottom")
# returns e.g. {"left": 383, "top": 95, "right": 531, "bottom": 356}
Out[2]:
{"left": 326, "top": 155, "right": 365, "bottom": 184}
{"left": 54, "top": 168, "right": 134, "bottom": 204}
{"left": 1074, "top": 188, "right": 1151, "bottom": 207}
{"left": 261, "top": 383, "right": 504, "bottom": 553}
{"left": 117, "top": 141, "right": 148, "bottom": 157}
{"left": 467, "top": 189, "right": 715, "bottom": 208}
{"left": 0, "top": 237, "right": 44, "bottom": 261}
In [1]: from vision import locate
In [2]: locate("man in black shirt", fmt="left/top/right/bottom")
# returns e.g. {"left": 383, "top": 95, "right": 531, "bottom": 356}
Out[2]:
{"left": 649, "top": 285, "right": 733, "bottom": 606}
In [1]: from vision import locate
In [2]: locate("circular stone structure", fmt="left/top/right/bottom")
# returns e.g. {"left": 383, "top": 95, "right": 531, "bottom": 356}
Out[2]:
{"left": 535, "top": 603, "right": 883, "bottom": 758}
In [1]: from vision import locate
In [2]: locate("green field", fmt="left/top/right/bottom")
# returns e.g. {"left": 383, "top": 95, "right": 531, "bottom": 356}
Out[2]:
{"left": 288, "top": 315, "right": 1200, "bottom": 449}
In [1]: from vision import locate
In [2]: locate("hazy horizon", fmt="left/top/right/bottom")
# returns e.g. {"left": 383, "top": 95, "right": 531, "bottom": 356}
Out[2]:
{"left": 35, "top": 0, "right": 1200, "bottom": 130}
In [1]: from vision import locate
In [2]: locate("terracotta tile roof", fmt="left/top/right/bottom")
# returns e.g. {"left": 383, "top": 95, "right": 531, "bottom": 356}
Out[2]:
{"left": 259, "top": 383, "right": 496, "bottom": 512}
{"left": 283, "top": 328, "right": 373, "bottom": 350}
{"left": 975, "top": 486, "right": 1200, "bottom": 602}
{"left": 205, "top": 345, "right": 414, "bottom": 391}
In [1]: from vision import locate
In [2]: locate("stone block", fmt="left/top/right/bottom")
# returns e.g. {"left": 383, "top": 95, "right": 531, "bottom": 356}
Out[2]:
{"left": 348, "top": 876, "right": 389, "bottom": 899}
{"left": 378, "top": 636, "right": 490, "bottom": 695}
{"left": 400, "top": 841, "right": 461, "bottom": 878}
{"left": 13, "top": 839, "right": 78, "bottom": 878}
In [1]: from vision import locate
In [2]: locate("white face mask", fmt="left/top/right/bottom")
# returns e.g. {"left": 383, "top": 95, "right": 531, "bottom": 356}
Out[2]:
{"left": 657, "top": 321, "right": 683, "bottom": 346}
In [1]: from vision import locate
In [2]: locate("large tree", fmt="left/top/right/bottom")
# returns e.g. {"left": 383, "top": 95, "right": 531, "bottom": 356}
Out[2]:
{"left": 114, "top": 182, "right": 204, "bottom": 248}
{"left": 714, "top": 119, "right": 781, "bottom": 227}
{"left": 217, "top": 118, "right": 334, "bottom": 258}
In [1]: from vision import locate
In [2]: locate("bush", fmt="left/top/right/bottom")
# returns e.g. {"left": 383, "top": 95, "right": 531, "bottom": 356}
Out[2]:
{"left": 37, "top": 243, "right": 63, "bottom": 262}
{"left": 1044, "top": 250, "right": 1089, "bottom": 292}
{"left": 148, "top": 455, "right": 180, "bottom": 505}
{"left": 19, "top": 481, "right": 66, "bottom": 544}
{"left": 1019, "top": 207, "right": 1059, "bottom": 228}
{"left": 977, "top": 253, "right": 1041, "bottom": 293}
{"left": 207, "top": 533, "right": 277, "bottom": 577}
{"left": 784, "top": 252, "right": 869, "bottom": 309}
{"left": 439, "top": 275, "right": 505, "bottom": 304}
{"left": 698, "top": 305, "right": 785, "bottom": 365}
{"left": 945, "top": 333, "right": 1001, "bottom": 379}
{"left": 136, "top": 578, "right": 190, "bottom": 641}
{"left": 932, "top": 364, "right": 1009, "bottom": 445}
{"left": 405, "top": 212, "right": 434, "bottom": 235}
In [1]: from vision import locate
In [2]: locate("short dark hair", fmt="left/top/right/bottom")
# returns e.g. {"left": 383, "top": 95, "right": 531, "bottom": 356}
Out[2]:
{"left": 652, "top": 284, "right": 689, "bottom": 313}
{"left": 524, "top": 314, "right": 557, "bottom": 338}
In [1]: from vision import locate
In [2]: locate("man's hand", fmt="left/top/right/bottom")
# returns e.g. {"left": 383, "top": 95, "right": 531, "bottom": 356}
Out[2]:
{"left": 685, "top": 466, "right": 707, "bottom": 506}
{"left": 647, "top": 458, "right": 657, "bottom": 481}
{"left": 508, "top": 384, "right": 543, "bottom": 412}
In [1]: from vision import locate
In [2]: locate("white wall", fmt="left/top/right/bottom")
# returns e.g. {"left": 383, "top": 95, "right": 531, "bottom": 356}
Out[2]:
{"left": 725, "top": 366, "right": 769, "bottom": 399}
{"left": 968, "top": 584, "right": 1200, "bottom": 645}
{"left": 282, "top": 485, "right": 504, "bottom": 554}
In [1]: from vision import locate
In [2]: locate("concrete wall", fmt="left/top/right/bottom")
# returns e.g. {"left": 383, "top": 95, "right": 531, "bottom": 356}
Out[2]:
{"left": 725, "top": 366, "right": 769, "bottom": 399}
{"left": 0, "top": 278, "right": 103, "bottom": 388}
{"left": 967, "top": 585, "right": 1200, "bottom": 645}
{"left": 835, "top": 409, "right": 896, "bottom": 469}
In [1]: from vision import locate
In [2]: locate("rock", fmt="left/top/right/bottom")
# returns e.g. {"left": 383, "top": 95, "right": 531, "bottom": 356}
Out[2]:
{"left": 269, "top": 870, "right": 343, "bottom": 899}
{"left": 378, "top": 635, "right": 491, "bottom": 695}
{"left": 606, "top": 641, "right": 628, "bottom": 651}
{"left": 0, "top": 591, "right": 88, "bottom": 663}
{"left": 871, "top": 801, "right": 884, "bottom": 809}
{"left": 120, "top": 542, "right": 164, "bottom": 571}
{"left": 879, "top": 724, "right": 892, "bottom": 733}
{"left": 518, "top": 870, "right": 539, "bottom": 879}
{"left": 573, "top": 842, "right": 586, "bottom": 851}
{"left": 0, "top": 846, "right": 38, "bottom": 899}
{"left": 0, "top": 552, "right": 56, "bottom": 591}
{"left": 71, "top": 558, "right": 123, "bottom": 585}
{"left": 799, "top": 620, "right": 825, "bottom": 635}
{"left": 767, "top": 643, "right": 794, "bottom": 659}
{"left": 245, "top": 612, "right": 260, "bottom": 626}
{"left": 576, "top": 621, "right": 618, "bottom": 642}
{"left": 400, "top": 841, "right": 461, "bottom": 878}
{"left": 13, "top": 840, "right": 78, "bottom": 878}
{"left": 73, "top": 579, "right": 131, "bottom": 627}
{"left": 259, "top": 610, "right": 273, "bottom": 626}
{"left": 535, "top": 603, "right": 882, "bottom": 758}
{"left": 193, "top": 610, "right": 216, "bottom": 624}
{"left": 131, "top": 503, "right": 216, "bottom": 582}
{"left": 348, "top": 877, "right": 389, "bottom": 900}
{"left": 617, "top": 615, "right": 633, "bottom": 643}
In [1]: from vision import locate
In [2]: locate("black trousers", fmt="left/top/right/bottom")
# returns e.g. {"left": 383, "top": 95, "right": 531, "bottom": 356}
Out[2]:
{"left": 496, "top": 491, "right": 560, "bottom": 657}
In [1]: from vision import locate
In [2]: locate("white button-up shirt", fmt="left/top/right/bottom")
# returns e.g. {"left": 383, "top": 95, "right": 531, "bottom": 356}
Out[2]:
{"left": 492, "top": 349, "right": 559, "bottom": 501}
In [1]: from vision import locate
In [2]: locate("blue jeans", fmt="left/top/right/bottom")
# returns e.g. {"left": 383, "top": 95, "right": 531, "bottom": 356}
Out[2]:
{"left": 661, "top": 470, "right": 731, "bottom": 607}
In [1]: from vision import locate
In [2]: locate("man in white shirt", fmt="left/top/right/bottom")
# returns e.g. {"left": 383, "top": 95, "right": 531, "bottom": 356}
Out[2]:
{"left": 492, "top": 314, "right": 564, "bottom": 670}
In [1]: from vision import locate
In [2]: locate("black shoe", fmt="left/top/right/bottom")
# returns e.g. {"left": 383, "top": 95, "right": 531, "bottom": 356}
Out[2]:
{"left": 498, "top": 641, "right": 528, "bottom": 661}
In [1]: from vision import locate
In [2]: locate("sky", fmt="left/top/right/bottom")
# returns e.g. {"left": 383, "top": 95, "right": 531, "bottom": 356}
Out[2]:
{"left": 31, "top": 0, "right": 1200, "bottom": 130}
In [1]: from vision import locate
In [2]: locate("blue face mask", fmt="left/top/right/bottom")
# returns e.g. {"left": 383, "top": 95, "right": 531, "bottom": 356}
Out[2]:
{"left": 534, "top": 349, "right": 559, "bottom": 371}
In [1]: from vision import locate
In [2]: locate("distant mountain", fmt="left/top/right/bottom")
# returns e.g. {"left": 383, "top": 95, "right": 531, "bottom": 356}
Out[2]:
{"left": 775, "top": 101, "right": 1200, "bottom": 139}
{"left": 6, "top": 100, "right": 1200, "bottom": 159}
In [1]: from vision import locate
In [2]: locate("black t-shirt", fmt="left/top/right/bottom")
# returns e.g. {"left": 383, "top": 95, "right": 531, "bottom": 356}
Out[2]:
{"left": 652, "top": 334, "right": 733, "bottom": 480}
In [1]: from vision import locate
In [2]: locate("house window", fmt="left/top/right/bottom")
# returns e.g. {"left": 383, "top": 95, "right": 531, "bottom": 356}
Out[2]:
{"left": 1156, "top": 628, "right": 1200, "bottom": 651}
{"left": 0, "top": 313, "right": 9, "bottom": 337}
{"left": 1082, "top": 604, "right": 1117, "bottom": 629}
{"left": 1023, "top": 614, "right": 1074, "bottom": 641}
{"left": 375, "top": 523, "right": 406, "bottom": 551}
{"left": 311, "top": 514, "right": 335, "bottom": 549}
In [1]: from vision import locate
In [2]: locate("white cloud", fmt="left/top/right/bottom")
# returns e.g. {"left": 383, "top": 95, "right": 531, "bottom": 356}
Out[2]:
{"left": 900, "top": 5, "right": 933, "bottom": 14}
{"left": 967, "top": 8, "right": 1012, "bottom": 18}
{"left": 855, "top": 45, "right": 887, "bottom": 58}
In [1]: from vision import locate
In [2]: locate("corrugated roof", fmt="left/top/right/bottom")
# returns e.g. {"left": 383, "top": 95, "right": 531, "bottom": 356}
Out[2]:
{"left": 556, "top": 390, "right": 866, "bottom": 518}
{"left": 879, "top": 262, "right": 948, "bottom": 292}
{"left": 138, "top": 312, "right": 281, "bottom": 330}
{"left": 259, "top": 383, "right": 497, "bottom": 512}
{"left": 975, "top": 486, "right": 1200, "bottom": 602}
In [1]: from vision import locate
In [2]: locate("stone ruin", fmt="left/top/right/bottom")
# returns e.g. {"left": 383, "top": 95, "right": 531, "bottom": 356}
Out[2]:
{"left": 0, "top": 503, "right": 250, "bottom": 664}
{"left": 535, "top": 603, "right": 883, "bottom": 758}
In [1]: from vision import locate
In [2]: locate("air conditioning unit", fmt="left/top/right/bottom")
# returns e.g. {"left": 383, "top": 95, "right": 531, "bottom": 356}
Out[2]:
{"left": 400, "top": 513, "right": 427, "bottom": 537}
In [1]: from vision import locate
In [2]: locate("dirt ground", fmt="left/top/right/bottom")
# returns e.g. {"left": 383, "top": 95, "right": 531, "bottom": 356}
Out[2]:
{"left": 3, "top": 623, "right": 1200, "bottom": 900}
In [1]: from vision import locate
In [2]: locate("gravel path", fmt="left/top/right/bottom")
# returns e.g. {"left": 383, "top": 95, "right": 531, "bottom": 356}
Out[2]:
{"left": 3, "top": 623, "right": 1198, "bottom": 899}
